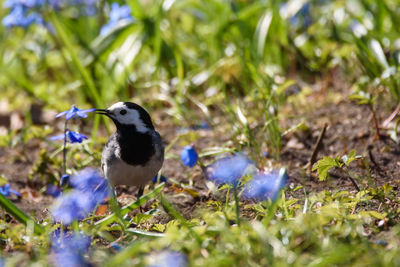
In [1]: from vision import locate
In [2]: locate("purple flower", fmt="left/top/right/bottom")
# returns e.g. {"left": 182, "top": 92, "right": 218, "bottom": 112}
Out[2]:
{"left": 46, "top": 184, "right": 61, "bottom": 198}
{"left": 50, "top": 168, "right": 111, "bottom": 224}
{"left": 49, "top": 131, "right": 88, "bottom": 144}
{"left": 100, "top": 3, "right": 134, "bottom": 35}
{"left": 51, "top": 230, "right": 91, "bottom": 267}
{"left": 0, "top": 184, "right": 21, "bottom": 197}
{"left": 180, "top": 145, "right": 198, "bottom": 167}
{"left": 56, "top": 105, "right": 95, "bottom": 120}
{"left": 206, "top": 154, "right": 255, "bottom": 187}
{"left": 147, "top": 250, "right": 188, "bottom": 267}
{"left": 242, "top": 168, "right": 288, "bottom": 202}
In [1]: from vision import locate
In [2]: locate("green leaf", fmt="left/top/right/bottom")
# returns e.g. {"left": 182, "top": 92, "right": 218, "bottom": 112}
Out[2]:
{"left": 359, "top": 211, "right": 386, "bottom": 220}
{"left": 132, "top": 213, "right": 153, "bottom": 224}
{"left": 0, "top": 175, "right": 7, "bottom": 186}
{"left": 151, "top": 223, "right": 166, "bottom": 233}
{"left": 104, "top": 241, "right": 143, "bottom": 267}
{"left": 348, "top": 90, "right": 372, "bottom": 105}
{"left": 254, "top": 11, "right": 273, "bottom": 58}
{"left": 312, "top": 156, "right": 339, "bottom": 181}
{"left": 0, "top": 194, "right": 44, "bottom": 234}
{"left": 341, "top": 150, "right": 361, "bottom": 166}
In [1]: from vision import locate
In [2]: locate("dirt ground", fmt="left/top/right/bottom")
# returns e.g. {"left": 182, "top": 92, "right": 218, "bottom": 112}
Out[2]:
{"left": 1, "top": 74, "right": 400, "bottom": 223}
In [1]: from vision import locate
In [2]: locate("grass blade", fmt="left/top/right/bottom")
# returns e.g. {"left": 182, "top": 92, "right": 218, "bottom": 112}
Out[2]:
{"left": 126, "top": 228, "right": 165, "bottom": 238}
{"left": 95, "top": 183, "right": 165, "bottom": 227}
{"left": 0, "top": 194, "right": 44, "bottom": 234}
{"left": 49, "top": 12, "right": 103, "bottom": 108}
{"left": 104, "top": 241, "right": 143, "bottom": 267}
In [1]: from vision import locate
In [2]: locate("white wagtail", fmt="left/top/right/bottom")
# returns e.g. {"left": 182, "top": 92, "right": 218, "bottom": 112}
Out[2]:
{"left": 96, "top": 102, "right": 164, "bottom": 199}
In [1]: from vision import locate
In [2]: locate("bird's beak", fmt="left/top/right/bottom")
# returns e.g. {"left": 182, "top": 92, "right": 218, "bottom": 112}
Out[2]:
{"left": 95, "top": 109, "right": 111, "bottom": 117}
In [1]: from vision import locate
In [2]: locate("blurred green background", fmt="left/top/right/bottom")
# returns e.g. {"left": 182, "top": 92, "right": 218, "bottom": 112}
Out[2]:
{"left": 1, "top": 0, "right": 400, "bottom": 157}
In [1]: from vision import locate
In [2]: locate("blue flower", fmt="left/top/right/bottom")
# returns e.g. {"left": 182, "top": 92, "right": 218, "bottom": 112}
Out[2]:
{"left": 242, "top": 168, "right": 288, "bottom": 202}
{"left": 110, "top": 243, "right": 123, "bottom": 251}
{"left": 206, "top": 154, "right": 255, "bottom": 187}
{"left": 48, "top": 0, "right": 98, "bottom": 15}
{"left": 60, "top": 174, "right": 70, "bottom": 186}
{"left": 51, "top": 168, "right": 111, "bottom": 224}
{"left": 0, "top": 255, "right": 4, "bottom": 267}
{"left": 2, "top": 0, "right": 98, "bottom": 28}
{"left": 69, "top": 168, "right": 111, "bottom": 204}
{"left": 49, "top": 131, "right": 88, "bottom": 144}
{"left": 51, "top": 190, "right": 96, "bottom": 224}
{"left": 291, "top": 3, "right": 311, "bottom": 28}
{"left": 0, "top": 184, "right": 21, "bottom": 197}
{"left": 147, "top": 250, "right": 188, "bottom": 267}
{"left": 180, "top": 145, "right": 198, "bottom": 167}
{"left": 56, "top": 105, "right": 95, "bottom": 120}
{"left": 152, "top": 175, "right": 167, "bottom": 184}
{"left": 51, "top": 230, "right": 91, "bottom": 267}
{"left": 46, "top": 184, "right": 61, "bottom": 198}
{"left": 2, "top": 4, "right": 42, "bottom": 28}
{"left": 3, "top": 0, "right": 45, "bottom": 8}
{"left": 280, "top": 2, "right": 311, "bottom": 29}
{"left": 67, "top": 131, "right": 88, "bottom": 143}
{"left": 100, "top": 3, "right": 134, "bottom": 36}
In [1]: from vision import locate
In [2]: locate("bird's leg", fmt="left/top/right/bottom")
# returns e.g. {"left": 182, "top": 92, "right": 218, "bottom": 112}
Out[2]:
{"left": 137, "top": 185, "right": 144, "bottom": 213}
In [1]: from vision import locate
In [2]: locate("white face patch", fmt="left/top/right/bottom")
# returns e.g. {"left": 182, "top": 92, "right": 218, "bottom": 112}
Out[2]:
{"left": 108, "top": 102, "right": 149, "bottom": 133}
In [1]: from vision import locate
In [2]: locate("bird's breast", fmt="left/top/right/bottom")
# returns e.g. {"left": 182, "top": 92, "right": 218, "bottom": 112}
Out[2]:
{"left": 104, "top": 154, "right": 163, "bottom": 186}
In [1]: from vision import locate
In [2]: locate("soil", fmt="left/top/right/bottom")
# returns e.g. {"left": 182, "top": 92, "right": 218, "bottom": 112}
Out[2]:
{"left": 1, "top": 73, "right": 400, "bottom": 225}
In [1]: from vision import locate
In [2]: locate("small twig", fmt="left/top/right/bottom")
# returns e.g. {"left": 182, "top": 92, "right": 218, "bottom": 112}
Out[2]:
{"left": 369, "top": 105, "right": 381, "bottom": 139}
{"left": 306, "top": 123, "right": 328, "bottom": 174}
{"left": 381, "top": 99, "right": 400, "bottom": 129}
{"left": 344, "top": 169, "right": 360, "bottom": 192}
{"left": 367, "top": 144, "right": 382, "bottom": 171}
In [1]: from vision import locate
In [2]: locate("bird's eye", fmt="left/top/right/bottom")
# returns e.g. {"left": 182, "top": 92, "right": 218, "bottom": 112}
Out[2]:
{"left": 119, "top": 109, "right": 127, "bottom": 115}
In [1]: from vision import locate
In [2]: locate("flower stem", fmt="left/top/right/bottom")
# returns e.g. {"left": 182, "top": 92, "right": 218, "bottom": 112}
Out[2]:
{"left": 62, "top": 120, "right": 68, "bottom": 175}
{"left": 233, "top": 186, "right": 240, "bottom": 226}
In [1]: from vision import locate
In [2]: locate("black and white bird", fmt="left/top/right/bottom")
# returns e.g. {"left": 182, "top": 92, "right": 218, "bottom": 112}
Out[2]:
{"left": 96, "top": 102, "right": 164, "bottom": 199}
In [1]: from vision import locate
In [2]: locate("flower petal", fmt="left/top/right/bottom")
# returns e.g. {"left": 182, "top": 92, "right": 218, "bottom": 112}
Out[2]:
{"left": 55, "top": 110, "right": 68, "bottom": 118}
{"left": 67, "top": 131, "right": 88, "bottom": 143}
{"left": 49, "top": 134, "right": 65, "bottom": 141}
{"left": 180, "top": 145, "right": 198, "bottom": 167}
{"left": 206, "top": 154, "right": 255, "bottom": 187}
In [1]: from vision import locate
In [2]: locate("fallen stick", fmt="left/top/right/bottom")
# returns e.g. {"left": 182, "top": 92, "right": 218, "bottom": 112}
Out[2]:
{"left": 306, "top": 123, "right": 328, "bottom": 175}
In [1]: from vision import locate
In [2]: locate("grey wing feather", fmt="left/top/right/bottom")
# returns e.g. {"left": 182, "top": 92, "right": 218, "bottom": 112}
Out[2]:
{"left": 152, "top": 130, "right": 164, "bottom": 160}
{"left": 101, "top": 133, "right": 119, "bottom": 176}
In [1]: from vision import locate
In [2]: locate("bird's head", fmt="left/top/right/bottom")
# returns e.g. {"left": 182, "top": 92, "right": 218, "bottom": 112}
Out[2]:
{"left": 96, "top": 102, "right": 154, "bottom": 133}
